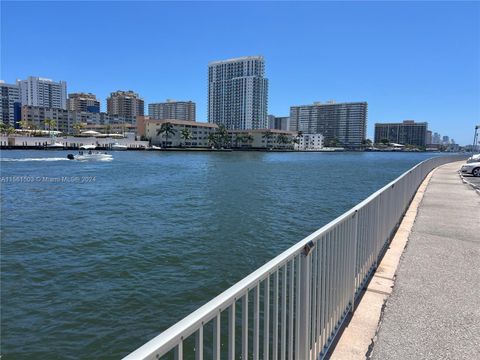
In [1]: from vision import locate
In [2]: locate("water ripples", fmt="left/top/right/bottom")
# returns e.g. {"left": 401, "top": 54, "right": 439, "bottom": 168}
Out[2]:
{"left": 1, "top": 150, "right": 437, "bottom": 358}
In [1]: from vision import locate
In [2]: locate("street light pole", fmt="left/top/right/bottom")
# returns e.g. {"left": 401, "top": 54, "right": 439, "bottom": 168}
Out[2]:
{"left": 473, "top": 125, "right": 479, "bottom": 153}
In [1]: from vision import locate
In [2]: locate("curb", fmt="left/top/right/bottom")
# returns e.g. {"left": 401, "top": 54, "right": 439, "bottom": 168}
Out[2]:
{"left": 459, "top": 172, "right": 480, "bottom": 194}
{"left": 329, "top": 167, "right": 436, "bottom": 360}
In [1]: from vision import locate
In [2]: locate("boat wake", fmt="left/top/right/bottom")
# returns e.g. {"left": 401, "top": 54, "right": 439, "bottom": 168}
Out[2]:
{"left": 75, "top": 157, "right": 113, "bottom": 162}
{"left": 1, "top": 157, "right": 70, "bottom": 162}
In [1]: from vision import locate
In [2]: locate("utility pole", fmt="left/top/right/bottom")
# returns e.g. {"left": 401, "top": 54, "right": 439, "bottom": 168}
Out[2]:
{"left": 473, "top": 125, "right": 479, "bottom": 153}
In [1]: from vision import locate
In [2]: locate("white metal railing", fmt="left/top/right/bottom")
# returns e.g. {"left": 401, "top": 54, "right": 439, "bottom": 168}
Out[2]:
{"left": 124, "top": 155, "right": 465, "bottom": 360}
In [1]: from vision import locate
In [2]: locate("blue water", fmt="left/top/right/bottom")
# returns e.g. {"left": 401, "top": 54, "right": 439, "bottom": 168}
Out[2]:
{"left": 0, "top": 150, "right": 439, "bottom": 359}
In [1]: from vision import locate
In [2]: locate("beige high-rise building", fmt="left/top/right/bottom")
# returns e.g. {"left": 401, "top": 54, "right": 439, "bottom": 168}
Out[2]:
{"left": 148, "top": 100, "right": 195, "bottom": 121}
{"left": 106, "top": 90, "right": 144, "bottom": 123}
{"left": 67, "top": 93, "right": 100, "bottom": 113}
{"left": 290, "top": 101, "right": 367, "bottom": 149}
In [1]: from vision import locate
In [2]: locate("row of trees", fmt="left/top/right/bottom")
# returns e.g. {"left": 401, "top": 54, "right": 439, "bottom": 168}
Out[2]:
{"left": 154, "top": 122, "right": 303, "bottom": 149}
{"left": 0, "top": 120, "right": 123, "bottom": 137}
{"left": 0, "top": 119, "right": 61, "bottom": 136}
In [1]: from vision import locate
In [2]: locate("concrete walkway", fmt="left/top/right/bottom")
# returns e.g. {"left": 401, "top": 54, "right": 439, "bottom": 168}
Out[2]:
{"left": 370, "top": 162, "right": 480, "bottom": 359}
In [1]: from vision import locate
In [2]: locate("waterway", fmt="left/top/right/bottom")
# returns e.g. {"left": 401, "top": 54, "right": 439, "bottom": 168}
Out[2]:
{"left": 0, "top": 150, "right": 441, "bottom": 359}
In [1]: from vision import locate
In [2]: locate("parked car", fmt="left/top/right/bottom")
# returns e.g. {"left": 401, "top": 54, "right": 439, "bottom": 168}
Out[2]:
{"left": 461, "top": 161, "right": 480, "bottom": 177}
{"left": 466, "top": 154, "right": 480, "bottom": 163}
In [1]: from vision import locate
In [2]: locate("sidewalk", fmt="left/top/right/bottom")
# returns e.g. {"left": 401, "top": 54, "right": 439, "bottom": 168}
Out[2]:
{"left": 370, "top": 161, "right": 480, "bottom": 359}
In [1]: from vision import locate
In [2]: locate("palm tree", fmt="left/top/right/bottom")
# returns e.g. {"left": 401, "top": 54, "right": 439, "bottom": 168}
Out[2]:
{"left": 362, "top": 139, "right": 373, "bottom": 148}
{"left": 73, "top": 122, "right": 85, "bottom": 136}
{"left": 294, "top": 131, "right": 303, "bottom": 151}
{"left": 262, "top": 130, "right": 274, "bottom": 149}
{"left": 43, "top": 118, "right": 56, "bottom": 132}
{"left": 0, "top": 124, "right": 15, "bottom": 136}
{"left": 180, "top": 128, "right": 192, "bottom": 147}
{"left": 292, "top": 137, "right": 300, "bottom": 151}
{"left": 5, "top": 126, "right": 15, "bottom": 137}
{"left": 277, "top": 134, "right": 289, "bottom": 148}
{"left": 234, "top": 134, "right": 244, "bottom": 148}
{"left": 244, "top": 134, "right": 254, "bottom": 147}
{"left": 215, "top": 124, "right": 228, "bottom": 148}
{"left": 207, "top": 133, "right": 218, "bottom": 148}
{"left": 19, "top": 119, "right": 31, "bottom": 131}
{"left": 157, "top": 122, "right": 176, "bottom": 148}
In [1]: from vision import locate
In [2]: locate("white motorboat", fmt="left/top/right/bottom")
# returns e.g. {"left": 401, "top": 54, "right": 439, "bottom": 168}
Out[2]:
{"left": 111, "top": 142, "right": 128, "bottom": 151}
{"left": 67, "top": 151, "right": 113, "bottom": 161}
{"left": 146, "top": 145, "right": 162, "bottom": 150}
{"left": 80, "top": 144, "right": 97, "bottom": 150}
{"left": 47, "top": 142, "right": 64, "bottom": 149}
{"left": 47, "top": 134, "right": 64, "bottom": 148}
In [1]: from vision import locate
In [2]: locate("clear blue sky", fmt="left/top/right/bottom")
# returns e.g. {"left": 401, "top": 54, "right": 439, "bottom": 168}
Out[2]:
{"left": 1, "top": 1, "right": 479, "bottom": 144}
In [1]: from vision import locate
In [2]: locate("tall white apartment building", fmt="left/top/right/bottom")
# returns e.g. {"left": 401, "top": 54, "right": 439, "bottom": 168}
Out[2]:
{"left": 148, "top": 100, "right": 195, "bottom": 121}
{"left": 0, "top": 81, "right": 20, "bottom": 125}
{"left": 17, "top": 76, "right": 67, "bottom": 109}
{"left": 208, "top": 56, "right": 268, "bottom": 130}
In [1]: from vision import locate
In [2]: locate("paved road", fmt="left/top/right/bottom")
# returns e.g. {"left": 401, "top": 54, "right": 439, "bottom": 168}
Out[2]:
{"left": 370, "top": 161, "right": 480, "bottom": 360}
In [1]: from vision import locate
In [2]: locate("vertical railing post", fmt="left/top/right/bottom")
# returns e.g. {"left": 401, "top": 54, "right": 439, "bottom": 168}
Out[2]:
{"left": 299, "top": 241, "right": 314, "bottom": 360}
{"left": 374, "top": 198, "right": 381, "bottom": 268}
{"left": 195, "top": 327, "right": 203, "bottom": 360}
{"left": 351, "top": 211, "right": 358, "bottom": 313}
{"left": 242, "top": 294, "right": 248, "bottom": 360}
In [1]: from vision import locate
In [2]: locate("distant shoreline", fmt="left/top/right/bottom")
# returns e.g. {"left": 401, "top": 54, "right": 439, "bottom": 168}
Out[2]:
{"left": 0, "top": 146, "right": 445, "bottom": 153}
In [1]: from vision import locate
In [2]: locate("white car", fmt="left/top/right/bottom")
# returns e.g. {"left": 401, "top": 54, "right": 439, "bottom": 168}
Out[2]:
{"left": 461, "top": 162, "right": 480, "bottom": 177}
{"left": 466, "top": 154, "right": 480, "bottom": 163}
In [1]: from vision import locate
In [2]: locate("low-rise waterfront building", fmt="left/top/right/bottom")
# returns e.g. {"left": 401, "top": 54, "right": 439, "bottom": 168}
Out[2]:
{"left": 148, "top": 100, "right": 195, "bottom": 121}
{"left": 21, "top": 105, "right": 70, "bottom": 133}
{"left": 374, "top": 120, "right": 428, "bottom": 147}
{"left": 296, "top": 133, "right": 324, "bottom": 150}
{"left": 228, "top": 129, "right": 297, "bottom": 149}
{"left": 0, "top": 81, "right": 21, "bottom": 126}
{"left": 21, "top": 105, "right": 135, "bottom": 134}
{"left": 140, "top": 116, "right": 218, "bottom": 147}
{"left": 138, "top": 116, "right": 296, "bottom": 149}
{"left": 0, "top": 133, "right": 148, "bottom": 149}
{"left": 289, "top": 101, "right": 367, "bottom": 149}
{"left": 68, "top": 93, "right": 100, "bottom": 113}
{"left": 17, "top": 76, "right": 67, "bottom": 109}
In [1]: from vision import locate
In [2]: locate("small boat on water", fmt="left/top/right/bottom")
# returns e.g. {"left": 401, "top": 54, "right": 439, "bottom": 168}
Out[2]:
{"left": 146, "top": 145, "right": 162, "bottom": 150}
{"left": 47, "top": 134, "right": 64, "bottom": 149}
{"left": 47, "top": 142, "right": 64, "bottom": 149}
{"left": 111, "top": 142, "right": 128, "bottom": 151}
{"left": 80, "top": 144, "right": 97, "bottom": 150}
{"left": 67, "top": 150, "right": 113, "bottom": 161}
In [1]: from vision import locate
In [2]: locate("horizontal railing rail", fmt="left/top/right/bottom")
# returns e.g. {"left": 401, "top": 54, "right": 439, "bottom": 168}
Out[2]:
{"left": 124, "top": 155, "right": 466, "bottom": 360}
